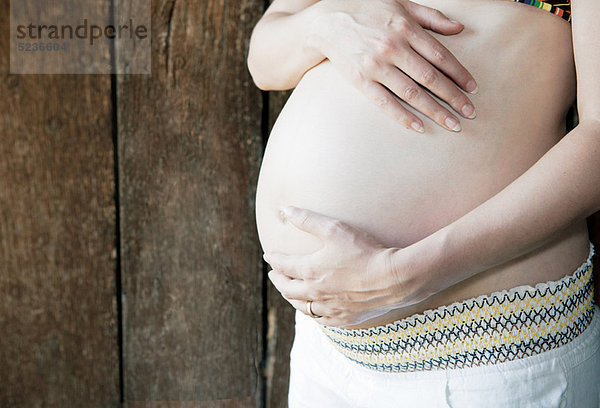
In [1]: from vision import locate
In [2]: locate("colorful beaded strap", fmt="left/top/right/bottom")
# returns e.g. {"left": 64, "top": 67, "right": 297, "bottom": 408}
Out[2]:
{"left": 512, "top": 0, "right": 572, "bottom": 22}
{"left": 321, "top": 243, "right": 594, "bottom": 372}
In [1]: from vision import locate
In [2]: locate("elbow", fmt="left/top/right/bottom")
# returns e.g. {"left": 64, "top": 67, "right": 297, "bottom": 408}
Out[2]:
{"left": 247, "top": 54, "right": 295, "bottom": 91}
{"left": 246, "top": 19, "right": 300, "bottom": 91}
{"left": 247, "top": 69, "right": 296, "bottom": 92}
{"left": 246, "top": 53, "right": 274, "bottom": 91}
{"left": 246, "top": 25, "right": 268, "bottom": 90}
{"left": 246, "top": 30, "right": 268, "bottom": 90}
{"left": 246, "top": 42, "right": 296, "bottom": 91}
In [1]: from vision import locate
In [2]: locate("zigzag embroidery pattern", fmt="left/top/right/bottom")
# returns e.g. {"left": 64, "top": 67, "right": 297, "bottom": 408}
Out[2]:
{"left": 321, "top": 243, "right": 595, "bottom": 372}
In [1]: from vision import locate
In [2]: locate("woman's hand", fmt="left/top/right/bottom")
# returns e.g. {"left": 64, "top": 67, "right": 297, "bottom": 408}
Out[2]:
{"left": 308, "top": 0, "right": 478, "bottom": 132}
{"left": 263, "top": 206, "right": 428, "bottom": 327}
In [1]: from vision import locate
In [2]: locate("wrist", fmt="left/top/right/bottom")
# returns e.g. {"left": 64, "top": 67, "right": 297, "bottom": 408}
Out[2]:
{"left": 386, "top": 230, "right": 450, "bottom": 307}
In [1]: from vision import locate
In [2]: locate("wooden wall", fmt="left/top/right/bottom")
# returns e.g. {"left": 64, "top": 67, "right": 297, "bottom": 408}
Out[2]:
{"left": 0, "top": 0, "right": 279, "bottom": 406}
{"left": 117, "top": 0, "right": 264, "bottom": 404}
{"left": 0, "top": 0, "right": 598, "bottom": 407}
{"left": 0, "top": 1, "right": 120, "bottom": 406}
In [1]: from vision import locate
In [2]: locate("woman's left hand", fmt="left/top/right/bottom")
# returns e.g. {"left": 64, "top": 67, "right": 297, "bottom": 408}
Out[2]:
{"left": 263, "top": 206, "right": 422, "bottom": 327}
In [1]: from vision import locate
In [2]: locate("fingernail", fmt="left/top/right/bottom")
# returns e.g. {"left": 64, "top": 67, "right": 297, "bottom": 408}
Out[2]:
{"left": 282, "top": 206, "right": 297, "bottom": 217}
{"left": 449, "top": 19, "right": 462, "bottom": 25}
{"left": 278, "top": 209, "right": 287, "bottom": 223}
{"left": 466, "top": 80, "right": 478, "bottom": 94}
{"left": 445, "top": 117, "right": 461, "bottom": 132}
{"left": 411, "top": 122, "right": 424, "bottom": 133}
{"left": 461, "top": 103, "right": 476, "bottom": 119}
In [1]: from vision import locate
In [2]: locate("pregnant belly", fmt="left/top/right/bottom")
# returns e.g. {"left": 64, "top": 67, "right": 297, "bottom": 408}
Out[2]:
{"left": 255, "top": 0, "right": 590, "bottom": 326}
{"left": 257, "top": 60, "right": 505, "bottom": 252}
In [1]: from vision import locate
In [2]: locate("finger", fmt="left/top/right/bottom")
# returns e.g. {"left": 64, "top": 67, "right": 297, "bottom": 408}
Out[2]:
{"left": 361, "top": 81, "right": 425, "bottom": 132}
{"left": 280, "top": 206, "right": 353, "bottom": 240}
{"left": 288, "top": 298, "right": 326, "bottom": 319}
{"left": 409, "top": 29, "right": 478, "bottom": 94}
{"left": 268, "top": 269, "right": 309, "bottom": 301}
{"left": 288, "top": 299, "right": 307, "bottom": 315}
{"left": 288, "top": 298, "right": 355, "bottom": 327}
{"left": 289, "top": 299, "right": 337, "bottom": 325}
{"left": 405, "top": 2, "right": 464, "bottom": 35}
{"left": 263, "top": 251, "right": 306, "bottom": 279}
{"left": 376, "top": 66, "right": 462, "bottom": 132}
{"left": 389, "top": 53, "right": 476, "bottom": 120}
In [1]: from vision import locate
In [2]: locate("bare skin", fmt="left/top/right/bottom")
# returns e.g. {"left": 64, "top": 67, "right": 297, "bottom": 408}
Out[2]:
{"left": 247, "top": 0, "right": 478, "bottom": 131}
{"left": 254, "top": 0, "right": 600, "bottom": 329}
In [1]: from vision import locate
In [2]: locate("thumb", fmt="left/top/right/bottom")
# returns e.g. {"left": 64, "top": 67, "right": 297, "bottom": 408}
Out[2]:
{"left": 280, "top": 206, "right": 340, "bottom": 240}
{"left": 405, "top": 2, "right": 464, "bottom": 35}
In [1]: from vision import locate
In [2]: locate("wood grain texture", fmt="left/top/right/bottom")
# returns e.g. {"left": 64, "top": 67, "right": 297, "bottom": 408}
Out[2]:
{"left": 126, "top": 396, "right": 255, "bottom": 408}
{"left": 0, "top": 2, "right": 118, "bottom": 407}
{"left": 118, "top": 0, "right": 264, "bottom": 404}
{"left": 264, "top": 90, "right": 294, "bottom": 408}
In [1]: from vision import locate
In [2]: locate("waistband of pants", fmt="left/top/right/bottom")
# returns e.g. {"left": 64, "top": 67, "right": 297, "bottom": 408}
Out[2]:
{"left": 320, "top": 242, "right": 596, "bottom": 373}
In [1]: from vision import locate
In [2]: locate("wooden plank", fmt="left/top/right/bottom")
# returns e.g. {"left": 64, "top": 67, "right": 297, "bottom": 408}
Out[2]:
{"left": 264, "top": 90, "right": 294, "bottom": 408}
{"left": 118, "top": 0, "right": 264, "bottom": 404}
{"left": 127, "top": 397, "right": 255, "bottom": 408}
{"left": 0, "top": 2, "right": 118, "bottom": 407}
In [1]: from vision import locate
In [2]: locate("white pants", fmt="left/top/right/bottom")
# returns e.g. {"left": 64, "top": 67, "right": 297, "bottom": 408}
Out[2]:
{"left": 288, "top": 306, "right": 600, "bottom": 408}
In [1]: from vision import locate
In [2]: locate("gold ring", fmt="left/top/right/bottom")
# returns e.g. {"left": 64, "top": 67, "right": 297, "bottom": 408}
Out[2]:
{"left": 306, "top": 300, "right": 322, "bottom": 318}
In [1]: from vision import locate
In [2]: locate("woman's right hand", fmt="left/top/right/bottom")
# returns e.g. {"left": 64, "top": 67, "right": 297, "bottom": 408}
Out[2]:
{"left": 307, "top": 0, "right": 477, "bottom": 132}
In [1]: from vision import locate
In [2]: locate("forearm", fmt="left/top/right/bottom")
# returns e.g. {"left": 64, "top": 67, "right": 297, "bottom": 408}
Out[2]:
{"left": 247, "top": 3, "right": 327, "bottom": 90}
{"left": 393, "top": 120, "right": 600, "bottom": 301}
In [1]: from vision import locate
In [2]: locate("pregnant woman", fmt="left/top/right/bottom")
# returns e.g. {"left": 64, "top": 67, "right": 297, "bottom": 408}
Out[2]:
{"left": 248, "top": 0, "right": 600, "bottom": 405}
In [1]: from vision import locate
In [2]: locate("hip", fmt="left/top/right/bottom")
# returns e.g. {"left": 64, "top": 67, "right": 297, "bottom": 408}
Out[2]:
{"left": 289, "top": 249, "right": 600, "bottom": 406}
{"left": 290, "top": 308, "right": 600, "bottom": 407}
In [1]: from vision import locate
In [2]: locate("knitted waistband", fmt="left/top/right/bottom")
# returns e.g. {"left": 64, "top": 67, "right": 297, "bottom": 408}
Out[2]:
{"left": 321, "top": 243, "right": 595, "bottom": 372}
